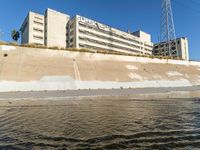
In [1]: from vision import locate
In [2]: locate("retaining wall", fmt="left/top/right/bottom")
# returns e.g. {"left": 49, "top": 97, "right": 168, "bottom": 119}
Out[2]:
{"left": 0, "top": 45, "right": 200, "bottom": 92}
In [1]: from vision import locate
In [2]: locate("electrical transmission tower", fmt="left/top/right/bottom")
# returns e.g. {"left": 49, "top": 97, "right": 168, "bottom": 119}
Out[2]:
{"left": 160, "top": 0, "right": 178, "bottom": 57}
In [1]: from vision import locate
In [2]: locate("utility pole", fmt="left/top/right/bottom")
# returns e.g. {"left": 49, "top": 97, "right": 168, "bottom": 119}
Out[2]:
{"left": 160, "top": 0, "right": 178, "bottom": 57}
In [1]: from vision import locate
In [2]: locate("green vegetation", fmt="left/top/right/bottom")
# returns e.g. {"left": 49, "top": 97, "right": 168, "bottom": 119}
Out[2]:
{"left": 0, "top": 41, "right": 182, "bottom": 60}
{"left": 11, "top": 30, "right": 20, "bottom": 42}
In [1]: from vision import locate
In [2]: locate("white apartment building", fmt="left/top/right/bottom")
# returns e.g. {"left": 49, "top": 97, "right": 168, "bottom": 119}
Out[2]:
{"left": 20, "top": 11, "right": 44, "bottom": 45}
{"left": 20, "top": 8, "right": 189, "bottom": 60}
{"left": 153, "top": 37, "right": 189, "bottom": 60}
{"left": 20, "top": 8, "right": 70, "bottom": 47}
{"left": 20, "top": 8, "right": 153, "bottom": 55}
{"left": 68, "top": 15, "right": 153, "bottom": 55}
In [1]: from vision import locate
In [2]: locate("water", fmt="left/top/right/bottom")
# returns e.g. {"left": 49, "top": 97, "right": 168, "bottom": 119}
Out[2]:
{"left": 0, "top": 98, "right": 200, "bottom": 149}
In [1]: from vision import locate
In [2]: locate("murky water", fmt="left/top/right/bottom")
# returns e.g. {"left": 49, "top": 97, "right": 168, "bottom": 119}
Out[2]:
{"left": 1, "top": 98, "right": 200, "bottom": 149}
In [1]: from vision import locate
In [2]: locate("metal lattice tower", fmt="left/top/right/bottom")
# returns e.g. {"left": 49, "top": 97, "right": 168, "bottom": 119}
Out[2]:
{"left": 160, "top": 0, "right": 178, "bottom": 57}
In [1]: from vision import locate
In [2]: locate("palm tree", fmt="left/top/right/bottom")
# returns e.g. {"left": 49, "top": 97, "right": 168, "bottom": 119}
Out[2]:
{"left": 11, "top": 29, "right": 20, "bottom": 42}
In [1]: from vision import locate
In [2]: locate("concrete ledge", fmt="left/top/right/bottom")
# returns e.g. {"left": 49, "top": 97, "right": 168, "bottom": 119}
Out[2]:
{"left": 0, "top": 77, "right": 193, "bottom": 92}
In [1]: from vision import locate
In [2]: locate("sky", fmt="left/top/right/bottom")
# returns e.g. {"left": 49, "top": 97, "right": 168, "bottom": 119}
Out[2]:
{"left": 0, "top": 0, "right": 200, "bottom": 60}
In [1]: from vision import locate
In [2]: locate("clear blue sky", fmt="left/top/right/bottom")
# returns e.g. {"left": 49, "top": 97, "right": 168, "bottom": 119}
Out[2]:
{"left": 0, "top": 0, "right": 199, "bottom": 60}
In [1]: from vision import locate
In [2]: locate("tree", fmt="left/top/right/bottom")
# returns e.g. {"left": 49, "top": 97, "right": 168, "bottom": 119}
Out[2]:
{"left": 11, "top": 29, "right": 20, "bottom": 42}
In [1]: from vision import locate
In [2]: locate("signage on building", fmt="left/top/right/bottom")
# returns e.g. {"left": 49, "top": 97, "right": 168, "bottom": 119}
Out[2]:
{"left": 77, "top": 15, "right": 108, "bottom": 30}
{"left": 77, "top": 16, "right": 97, "bottom": 27}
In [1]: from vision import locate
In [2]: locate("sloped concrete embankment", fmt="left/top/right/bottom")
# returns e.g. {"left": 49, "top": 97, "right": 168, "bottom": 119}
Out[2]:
{"left": 0, "top": 45, "right": 200, "bottom": 92}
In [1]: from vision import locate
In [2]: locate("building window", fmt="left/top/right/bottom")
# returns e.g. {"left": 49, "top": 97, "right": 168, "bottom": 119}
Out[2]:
{"left": 78, "top": 29, "right": 141, "bottom": 49}
{"left": 79, "top": 36, "right": 139, "bottom": 53}
{"left": 70, "top": 38, "right": 73, "bottom": 43}
{"left": 70, "top": 23, "right": 74, "bottom": 29}
{"left": 79, "top": 23, "right": 141, "bottom": 45}
{"left": 34, "top": 16, "right": 43, "bottom": 21}
{"left": 33, "top": 28, "right": 43, "bottom": 33}
{"left": 33, "top": 21, "right": 43, "bottom": 26}
{"left": 172, "top": 47, "right": 176, "bottom": 50}
{"left": 33, "top": 35, "right": 43, "bottom": 40}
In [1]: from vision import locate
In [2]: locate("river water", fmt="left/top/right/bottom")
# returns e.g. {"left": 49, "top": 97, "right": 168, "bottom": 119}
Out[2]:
{"left": 0, "top": 98, "right": 200, "bottom": 149}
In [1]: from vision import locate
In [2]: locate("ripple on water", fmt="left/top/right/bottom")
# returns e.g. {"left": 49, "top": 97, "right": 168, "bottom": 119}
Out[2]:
{"left": 0, "top": 98, "right": 200, "bottom": 149}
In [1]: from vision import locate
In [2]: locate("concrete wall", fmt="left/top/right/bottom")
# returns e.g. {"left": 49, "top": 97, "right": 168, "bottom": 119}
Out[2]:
{"left": 0, "top": 45, "right": 200, "bottom": 92}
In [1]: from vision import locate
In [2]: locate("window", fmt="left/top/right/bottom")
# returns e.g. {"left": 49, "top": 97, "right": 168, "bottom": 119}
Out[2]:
{"left": 79, "top": 36, "right": 139, "bottom": 53}
{"left": 33, "top": 35, "right": 43, "bottom": 40}
{"left": 70, "top": 23, "right": 74, "bottom": 29}
{"left": 33, "top": 28, "right": 43, "bottom": 33}
{"left": 70, "top": 30, "right": 74, "bottom": 35}
{"left": 34, "top": 16, "right": 43, "bottom": 21}
{"left": 34, "top": 21, "right": 43, "bottom": 26}
{"left": 172, "top": 47, "right": 176, "bottom": 50}
{"left": 70, "top": 38, "right": 73, "bottom": 43}
{"left": 78, "top": 29, "right": 141, "bottom": 49}
{"left": 79, "top": 23, "right": 141, "bottom": 45}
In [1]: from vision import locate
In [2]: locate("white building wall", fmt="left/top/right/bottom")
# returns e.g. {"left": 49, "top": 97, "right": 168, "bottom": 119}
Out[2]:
{"left": 20, "top": 12, "right": 44, "bottom": 45}
{"left": 45, "top": 8, "right": 70, "bottom": 48}
{"left": 21, "top": 9, "right": 154, "bottom": 56}
{"left": 132, "top": 30, "right": 151, "bottom": 43}
{"left": 28, "top": 12, "right": 44, "bottom": 45}
{"left": 71, "top": 15, "right": 153, "bottom": 55}
{"left": 179, "top": 38, "right": 189, "bottom": 61}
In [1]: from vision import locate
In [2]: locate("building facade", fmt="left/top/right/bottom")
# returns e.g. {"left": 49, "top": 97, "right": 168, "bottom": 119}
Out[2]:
{"left": 153, "top": 37, "right": 189, "bottom": 60}
{"left": 44, "top": 9, "right": 70, "bottom": 47}
{"left": 20, "top": 8, "right": 189, "bottom": 60}
{"left": 20, "top": 8, "right": 153, "bottom": 55}
{"left": 20, "top": 11, "right": 44, "bottom": 45}
{"left": 20, "top": 9, "right": 70, "bottom": 47}
{"left": 68, "top": 15, "right": 153, "bottom": 55}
